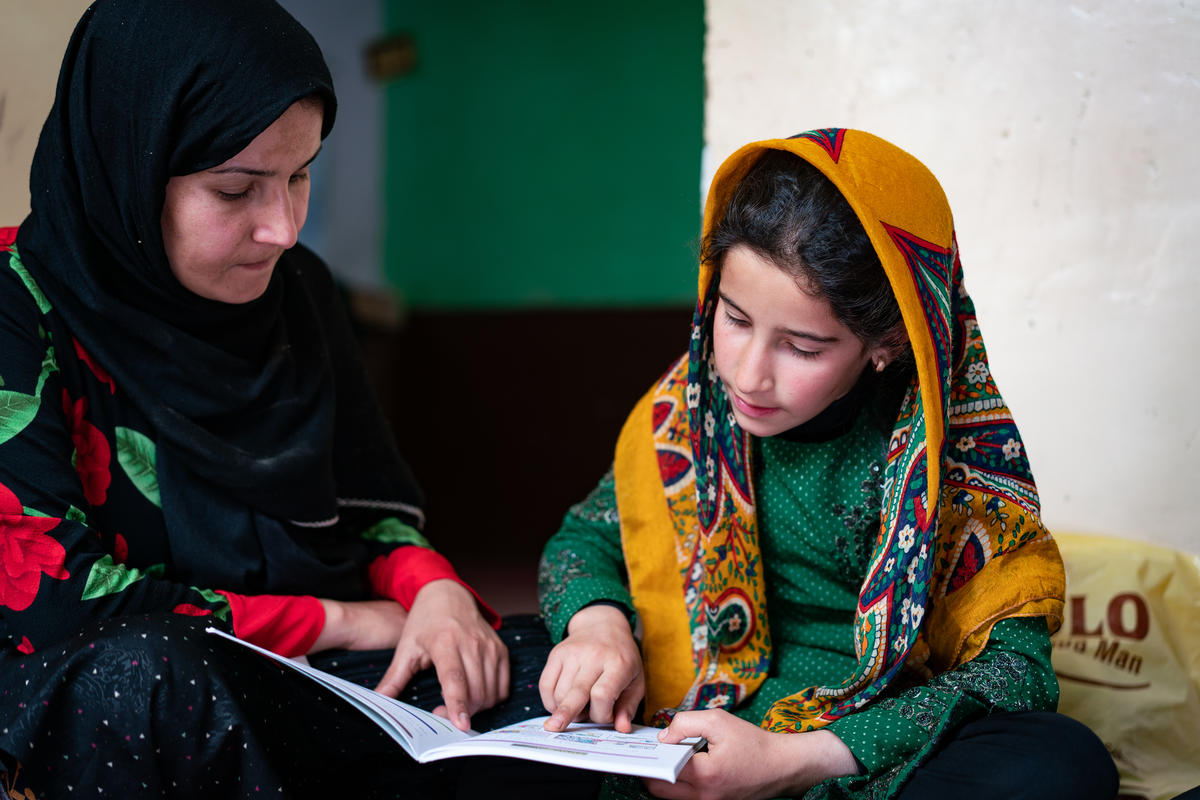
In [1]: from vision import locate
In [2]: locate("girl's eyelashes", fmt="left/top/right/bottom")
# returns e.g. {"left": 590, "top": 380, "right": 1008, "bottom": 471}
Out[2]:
{"left": 217, "top": 188, "right": 251, "bottom": 201}
{"left": 784, "top": 341, "right": 820, "bottom": 360}
{"left": 722, "top": 309, "right": 749, "bottom": 327}
{"left": 723, "top": 308, "right": 820, "bottom": 359}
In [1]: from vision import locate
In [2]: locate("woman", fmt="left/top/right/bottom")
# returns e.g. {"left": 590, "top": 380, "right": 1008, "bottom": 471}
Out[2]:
{"left": 537, "top": 130, "right": 1117, "bottom": 798}
{"left": 0, "top": 0, "right": 572, "bottom": 796}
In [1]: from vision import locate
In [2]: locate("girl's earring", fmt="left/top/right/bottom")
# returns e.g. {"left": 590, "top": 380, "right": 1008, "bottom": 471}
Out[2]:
{"left": 874, "top": 360, "right": 887, "bottom": 372}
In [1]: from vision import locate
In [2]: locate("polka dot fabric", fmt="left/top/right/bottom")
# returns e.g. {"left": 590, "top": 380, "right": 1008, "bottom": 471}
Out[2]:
{"left": 0, "top": 614, "right": 573, "bottom": 797}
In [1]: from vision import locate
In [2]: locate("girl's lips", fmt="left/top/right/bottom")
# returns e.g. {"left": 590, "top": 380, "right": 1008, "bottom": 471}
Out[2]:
{"left": 730, "top": 392, "right": 778, "bottom": 418}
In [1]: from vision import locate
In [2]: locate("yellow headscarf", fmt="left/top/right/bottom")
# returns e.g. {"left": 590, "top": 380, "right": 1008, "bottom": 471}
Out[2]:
{"left": 614, "top": 129, "right": 1064, "bottom": 730}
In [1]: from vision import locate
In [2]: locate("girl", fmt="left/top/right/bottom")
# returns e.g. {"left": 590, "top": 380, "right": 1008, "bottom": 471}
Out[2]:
{"left": 537, "top": 130, "right": 1116, "bottom": 799}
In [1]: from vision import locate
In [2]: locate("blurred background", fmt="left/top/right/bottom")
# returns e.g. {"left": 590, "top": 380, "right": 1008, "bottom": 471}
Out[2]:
{"left": 3, "top": 1, "right": 1198, "bottom": 613}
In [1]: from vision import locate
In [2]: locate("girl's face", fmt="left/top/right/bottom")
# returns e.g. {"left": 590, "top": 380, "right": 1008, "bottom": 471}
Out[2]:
{"left": 712, "top": 244, "right": 889, "bottom": 437}
{"left": 160, "top": 100, "right": 323, "bottom": 304}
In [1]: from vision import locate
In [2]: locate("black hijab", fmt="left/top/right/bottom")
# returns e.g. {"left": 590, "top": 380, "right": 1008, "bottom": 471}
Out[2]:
{"left": 15, "top": 0, "right": 423, "bottom": 595}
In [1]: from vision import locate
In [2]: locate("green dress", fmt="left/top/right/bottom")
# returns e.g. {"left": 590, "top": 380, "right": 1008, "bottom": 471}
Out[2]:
{"left": 538, "top": 407, "right": 1059, "bottom": 796}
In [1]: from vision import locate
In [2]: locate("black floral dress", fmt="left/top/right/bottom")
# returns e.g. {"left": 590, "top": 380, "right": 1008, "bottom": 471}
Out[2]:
{"left": 0, "top": 237, "right": 566, "bottom": 798}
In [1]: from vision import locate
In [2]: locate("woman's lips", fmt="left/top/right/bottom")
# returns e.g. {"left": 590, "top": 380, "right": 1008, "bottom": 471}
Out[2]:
{"left": 236, "top": 251, "right": 282, "bottom": 271}
{"left": 730, "top": 392, "right": 779, "bottom": 418}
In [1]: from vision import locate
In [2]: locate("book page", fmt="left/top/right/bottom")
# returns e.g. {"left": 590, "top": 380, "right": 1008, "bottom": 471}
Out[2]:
{"left": 205, "top": 627, "right": 471, "bottom": 757}
{"left": 204, "top": 628, "right": 702, "bottom": 781}
{"left": 313, "top": 667, "right": 470, "bottom": 755}
{"left": 420, "top": 718, "right": 702, "bottom": 783}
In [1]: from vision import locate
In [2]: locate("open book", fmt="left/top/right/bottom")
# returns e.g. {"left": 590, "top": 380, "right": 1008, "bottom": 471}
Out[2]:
{"left": 206, "top": 627, "right": 703, "bottom": 782}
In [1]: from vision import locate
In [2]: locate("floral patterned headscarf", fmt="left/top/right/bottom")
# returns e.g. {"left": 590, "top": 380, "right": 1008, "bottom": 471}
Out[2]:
{"left": 614, "top": 129, "right": 1065, "bottom": 730}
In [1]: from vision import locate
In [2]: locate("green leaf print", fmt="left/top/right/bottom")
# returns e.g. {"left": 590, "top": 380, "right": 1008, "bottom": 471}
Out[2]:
{"left": 34, "top": 345, "right": 58, "bottom": 397}
{"left": 193, "top": 587, "right": 232, "bottom": 621}
{"left": 360, "top": 517, "right": 432, "bottom": 548}
{"left": 0, "top": 390, "right": 39, "bottom": 447}
{"left": 82, "top": 554, "right": 147, "bottom": 600}
{"left": 115, "top": 426, "right": 161, "bottom": 508}
{"left": 8, "top": 251, "right": 52, "bottom": 314}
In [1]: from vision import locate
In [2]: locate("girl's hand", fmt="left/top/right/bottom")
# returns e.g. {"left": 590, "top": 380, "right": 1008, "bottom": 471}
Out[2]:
{"left": 539, "top": 604, "right": 644, "bottom": 733}
{"left": 646, "top": 710, "right": 858, "bottom": 800}
{"left": 311, "top": 598, "right": 408, "bottom": 653}
{"left": 374, "top": 579, "right": 510, "bottom": 731}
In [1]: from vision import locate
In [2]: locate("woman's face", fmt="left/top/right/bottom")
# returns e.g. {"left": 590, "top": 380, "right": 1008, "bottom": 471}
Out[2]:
{"left": 160, "top": 100, "right": 323, "bottom": 304}
{"left": 712, "top": 244, "right": 888, "bottom": 437}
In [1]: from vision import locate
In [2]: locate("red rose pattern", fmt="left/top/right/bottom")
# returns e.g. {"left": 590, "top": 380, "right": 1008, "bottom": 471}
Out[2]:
{"left": 62, "top": 388, "right": 111, "bottom": 506}
{"left": 17, "top": 636, "right": 34, "bottom": 654}
{"left": 73, "top": 338, "right": 117, "bottom": 394}
{"left": 113, "top": 532, "right": 129, "bottom": 564}
{"left": 0, "top": 481, "right": 70, "bottom": 612}
{"left": 172, "top": 603, "right": 213, "bottom": 617}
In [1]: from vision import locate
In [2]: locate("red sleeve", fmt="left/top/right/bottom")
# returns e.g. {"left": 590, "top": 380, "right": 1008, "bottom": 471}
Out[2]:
{"left": 217, "top": 591, "right": 325, "bottom": 658}
{"left": 367, "top": 547, "right": 500, "bottom": 629}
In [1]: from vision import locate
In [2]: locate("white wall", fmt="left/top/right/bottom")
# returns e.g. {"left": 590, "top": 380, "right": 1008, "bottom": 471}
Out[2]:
{"left": 0, "top": 2, "right": 93, "bottom": 226}
{"left": 705, "top": 0, "right": 1200, "bottom": 553}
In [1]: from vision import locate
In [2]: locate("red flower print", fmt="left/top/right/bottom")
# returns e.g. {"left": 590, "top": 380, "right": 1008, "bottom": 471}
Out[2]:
{"left": 17, "top": 636, "right": 34, "bottom": 654}
{"left": 0, "top": 226, "right": 16, "bottom": 251}
{"left": 0, "top": 481, "right": 70, "bottom": 612}
{"left": 97, "top": 531, "right": 129, "bottom": 563}
{"left": 114, "top": 533, "right": 128, "bottom": 564}
{"left": 62, "top": 389, "right": 111, "bottom": 506}
{"left": 948, "top": 541, "right": 982, "bottom": 592}
{"left": 172, "top": 604, "right": 213, "bottom": 617}
{"left": 73, "top": 338, "right": 116, "bottom": 394}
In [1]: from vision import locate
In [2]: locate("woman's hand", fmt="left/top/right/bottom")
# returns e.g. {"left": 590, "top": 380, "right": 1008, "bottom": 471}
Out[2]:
{"left": 374, "top": 579, "right": 509, "bottom": 732}
{"left": 645, "top": 710, "right": 858, "bottom": 800}
{"left": 311, "top": 598, "right": 408, "bottom": 653}
{"left": 539, "top": 604, "right": 644, "bottom": 733}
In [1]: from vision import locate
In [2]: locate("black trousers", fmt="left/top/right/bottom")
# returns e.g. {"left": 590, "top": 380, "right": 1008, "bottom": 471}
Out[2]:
{"left": 0, "top": 612, "right": 600, "bottom": 799}
{"left": 894, "top": 710, "right": 1118, "bottom": 800}
{"left": 600, "top": 707, "right": 1117, "bottom": 800}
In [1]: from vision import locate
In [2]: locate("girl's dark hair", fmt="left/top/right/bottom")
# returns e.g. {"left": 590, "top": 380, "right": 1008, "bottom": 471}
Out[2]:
{"left": 702, "top": 149, "right": 909, "bottom": 357}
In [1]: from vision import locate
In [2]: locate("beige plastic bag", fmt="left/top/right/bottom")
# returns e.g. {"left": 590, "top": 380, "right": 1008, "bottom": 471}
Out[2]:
{"left": 1051, "top": 532, "right": 1200, "bottom": 800}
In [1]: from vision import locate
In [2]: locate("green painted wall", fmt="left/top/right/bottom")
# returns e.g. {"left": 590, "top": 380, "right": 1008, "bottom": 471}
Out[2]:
{"left": 382, "top": 0, "right": 703, "bottom": 308}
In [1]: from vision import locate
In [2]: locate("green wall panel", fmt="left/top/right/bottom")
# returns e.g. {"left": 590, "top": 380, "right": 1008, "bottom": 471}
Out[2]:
{"left": 383, "top": 0, "right": 703, "bottom": 308}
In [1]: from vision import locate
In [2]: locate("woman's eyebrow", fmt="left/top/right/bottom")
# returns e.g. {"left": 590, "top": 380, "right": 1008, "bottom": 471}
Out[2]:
{"left": 719, "top": 291, "right": 839, "bottom": 343}
{"left": 207, "top": 145, "right": 322, "bottom": 178}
